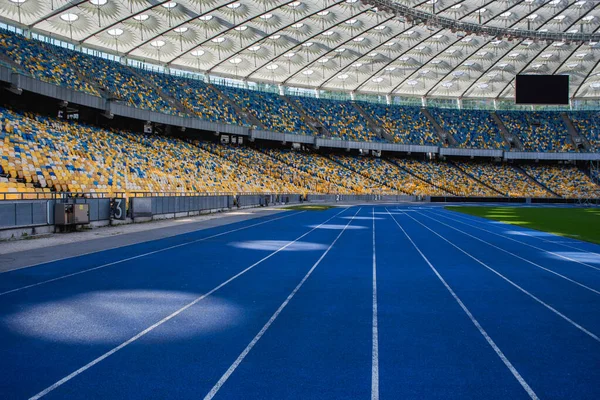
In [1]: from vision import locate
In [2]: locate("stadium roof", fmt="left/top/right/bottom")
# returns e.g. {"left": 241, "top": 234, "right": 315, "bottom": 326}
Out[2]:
{"left": 2, "top": 0, "right": 600, "bottom": 100}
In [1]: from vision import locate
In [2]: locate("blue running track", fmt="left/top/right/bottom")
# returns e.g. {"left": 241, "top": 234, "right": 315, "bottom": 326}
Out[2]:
{"left": 0, "top": 205, "right": 599, "bottom": 399}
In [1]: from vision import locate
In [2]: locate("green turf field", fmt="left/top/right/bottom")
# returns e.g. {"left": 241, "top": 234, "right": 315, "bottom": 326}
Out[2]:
{"left": 447, "top": 206, "right": 600, "bottom": 244}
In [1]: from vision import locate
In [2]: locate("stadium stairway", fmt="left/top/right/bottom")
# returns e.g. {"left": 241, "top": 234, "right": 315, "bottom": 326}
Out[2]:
{"left": 280, "top": 96, "right": 322, "bottom": 136}
{"left": 209, "top": 84, "right": 265, "bottom": 129}
{"left": 491, "top": 112, "right": 523, "bottom": 150}
{"left": 560, "top": 112, "right": 592, "bottom": 152}
{"left": 127, "top": 67, "right": 191, "bottom": 116}
{"left": 350, "top": 102, "right": 393, "bottom": 142}
{"left": 421, "top": 108, "right": 458, "bottom": 147}
{"left": 450, "top": 161, "right": 507, "bottom": 197}
{"left": 514, "top": 165, "right": 562, "bottom": 198}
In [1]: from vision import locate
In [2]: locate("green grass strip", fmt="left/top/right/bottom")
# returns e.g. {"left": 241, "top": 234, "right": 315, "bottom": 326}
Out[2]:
{"left": 447, "top": 206, "right": 600, "bottom": 245}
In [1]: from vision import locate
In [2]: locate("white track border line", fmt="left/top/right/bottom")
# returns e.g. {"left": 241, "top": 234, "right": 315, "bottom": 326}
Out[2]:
{"left": 385, "top": 208, "right": 540, "bottom": 400}
{"left": 437, "top": 208, "right": 600, "bottom": 269}
{"left": 203, "top": 207, "right": 362, "bottom": 400}
{"left": 415, "top": 211, "right": 600, "bottom": 295}
{"left": 1, "top": 209, "right": 301, "bottom": 274}
{"left": 27, "top": 207, "right": 352, "bottom": 400}
{"left": 0, "top": 211, "right": 304, "bottom": 297}
{"left": 371, "top": 208, "right": 379, "bottom": 400}
{"left": 400, "top": 210, "right": 600, "bottom": 343}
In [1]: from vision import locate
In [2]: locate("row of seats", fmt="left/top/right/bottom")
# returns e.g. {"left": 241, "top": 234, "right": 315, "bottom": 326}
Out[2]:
{"left": 455, "top": 162, "right": 554, "bottom": 198}
{"left": 328, "top": 155, "right": 443, "bottom": 196}
{"left": 63, "top": 50, "right": 182, "bottom": 116}
{"left": 520, "top": 165, "right": 600, "bottom": 199}
{"left": 498, "top": 111, "right": 575, "bottom": 152}
{"left": 569, "top": 111, "right": 600, "bottom": 151}
{"left": 391, "top": 158, "right": 499, "bottom": 197}
{"left": 430, "top": 109, "right": 506, "bottom": 150}
{"left": 292, "top": 97, "right": 382, "bottom": 142}
{"left": 143, "top": 71, "right": 250, "bottom": 126}
{"left": 265, "top": 149, "right": 386, "bottom": 194}
{"left": 359, "top": 102, "right": 439, "bottom": 146}
{"left": 0, "top": 107, "right": 320, "bottom": 198}
{"left": 0, "top": 32, "right": 98, "bottom": 96}
{"left": 220, "top": 87, "right": 312, "bottom": 135}
{"left": 197, "top": 142, "right": 343, "bottom": 194}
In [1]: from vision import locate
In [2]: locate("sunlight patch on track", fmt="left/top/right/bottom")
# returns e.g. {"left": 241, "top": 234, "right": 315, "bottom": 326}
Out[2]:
{"left": 229, "top": 240, "right": 328, "bottom": 252}
{"left": 309, "top": 224, "right": 367, "bottom": 230}
{"left": 4, "top": 290, "right": 241, "bottom": 344}
{"left": 546, "top": 252, "right": 600, "bottom": 265}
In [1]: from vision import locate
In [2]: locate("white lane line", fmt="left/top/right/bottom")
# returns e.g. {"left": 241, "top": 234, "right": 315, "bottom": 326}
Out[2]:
{"left": 28, "top": 207, "right": 350, "bottom": 400}
{"left": 432, "top": 209, "right": 600, "bottom": 272}
{"left": 0, "top": 209, "right": 296, "bottom": 274}
{"left": 400, "top": 210, "right": 600, "bottom": 343}
{"left": 203, "top": 207, "right": 362, "bottom": 400}
{"left": 385, "top": 209, "right": 539, "bottom": 400}
{"left": 0, "top": 211, "right": 305, "bottom": 298}
{"left": 371, "top": 208, "right": 379, "bottom": 400}
{"left": 438, "top": 209, "right": 600, "bottom": 264}
{"left": 415, "top": 211, "right": 600, "bottom": 295}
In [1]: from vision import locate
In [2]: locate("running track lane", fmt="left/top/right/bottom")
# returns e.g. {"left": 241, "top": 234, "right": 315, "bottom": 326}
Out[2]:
{"left": 393, "top": 209, "right": 600, "bottom": 399}
{"left": 0, "top": 207, "right": 350, "bottom": 399}
{"left": 203, "top": 207, "right": 372, "bottom": 400}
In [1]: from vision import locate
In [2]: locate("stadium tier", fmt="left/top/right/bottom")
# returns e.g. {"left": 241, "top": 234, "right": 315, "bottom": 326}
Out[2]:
{"left": 358, "top": 102, "right": 439, "bottom": 146}
{"left": 291, "top": 97, "right": 381, "bottom": 142}
{"left": 142, "top": 71, "right": 250, "bottom": 127}
{"left": 328, "top": 155, "right": 441, "bottom": 196}
{"left": 219, "top": 87, "right": 312, "bottom": 135}
{"left": 569, "top": 111, "right": 600, "bottom": 151}
{"left": 454, "top": 162, "right": 555, "bottom": 198}
{"left": 428, "top": 109, "right": 506, "bottom": 150}
{"left": 497, "top": 111, "right": 575, "bottom": 152}
{"left": 1, "top": 105, "right": 599, "bottom": 199}
{"left": 520, "top": 165, "right": 600, "bottom": 199}
{"left": 0, "top": 32, "right": 98, "bottom": 96}
{"left": 389, "top": 158, "right": 500, "bottom": 197}
{"left": 0, "top": 29, "right": 600, "bottom": 153}
{"left": 0, "top": 107, "right": 314, "bottom": 198}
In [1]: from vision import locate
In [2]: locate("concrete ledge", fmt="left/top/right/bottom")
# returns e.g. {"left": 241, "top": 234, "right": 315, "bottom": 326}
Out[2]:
{"left": 0, "top": 225, "right": 54, "bottom": 241}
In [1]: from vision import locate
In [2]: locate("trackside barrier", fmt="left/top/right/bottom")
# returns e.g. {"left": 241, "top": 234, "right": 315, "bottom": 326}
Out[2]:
{"left": 3, "top": 193, "right": 598, "bottom": 232}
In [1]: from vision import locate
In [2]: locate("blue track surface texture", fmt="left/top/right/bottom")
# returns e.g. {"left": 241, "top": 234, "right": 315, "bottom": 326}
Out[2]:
{"left": 0, "top": 205, "right": 599, "bottom": 399}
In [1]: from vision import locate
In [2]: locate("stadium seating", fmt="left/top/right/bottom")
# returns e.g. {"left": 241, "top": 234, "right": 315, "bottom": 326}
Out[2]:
{"left": 197, "top": 142, "right": 343, "bottom": 193}
{"left": 66, "top": 52, "right": 183, "bottom": 115}
{"left": 1, "top": 104, "right": 599, "bottom": 199}
{"left": 142, "top": 72, "right": 250, "bottom": 126}
{"left": 390, "top": 158, "right": 498, "bottom": 197}
{"left": 498, "top": 111, "right": 575, "bottom": 152}
{"left": 358, "top": 102, "right": 439, "bottom": 146}
{"left": 0, "top": 107, "right": 313, "bottom": 197}
{"left": 429, "top": 109, "right": 506, "bottom": 149}
{"left": 220, "top": 87, "right": 312, "bottom": 135}
{"left": 521, "top": 165, "right": 600, "bottom": 199}
{"left": 265, "top": 149, "right": 387, "bottom": 193}
{"left": 0, "top": 32, "right": 98, "bottom": 96}
{"left": 292, "top": 97, "right": 381, "bottom": 142}
{"left": 455, "top": 162, "right": 554, "bottom": 198}
{"left": 568, "top": 111, "right": 600, "bottom": 151}
{"left": 328, "top": 155, "right": 442, "bottom": 196}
